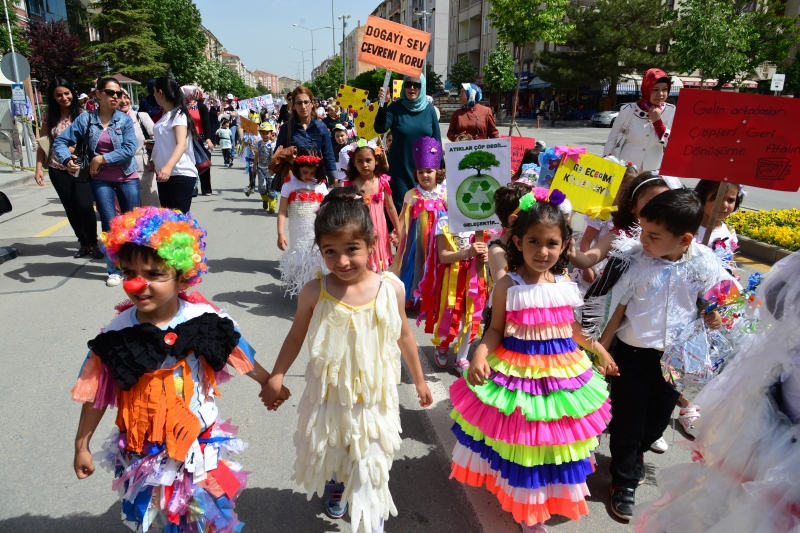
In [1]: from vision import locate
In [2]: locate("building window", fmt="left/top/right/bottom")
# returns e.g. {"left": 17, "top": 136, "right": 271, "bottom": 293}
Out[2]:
{"left": 27, "top": 0, "right": 43, "bottom": 15}
{"left": 483, "top": 16, "right": 489, "bottom": 34}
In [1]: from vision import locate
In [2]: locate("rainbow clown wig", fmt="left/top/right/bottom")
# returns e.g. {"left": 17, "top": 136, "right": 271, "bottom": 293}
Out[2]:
{"left": 99, "top": 207, "right": 208, "bottom": 285}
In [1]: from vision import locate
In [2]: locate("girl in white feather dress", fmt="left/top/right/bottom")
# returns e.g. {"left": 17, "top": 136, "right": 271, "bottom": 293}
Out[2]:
{"left": 263, "top": 186, "right": 433, "bottom": 533}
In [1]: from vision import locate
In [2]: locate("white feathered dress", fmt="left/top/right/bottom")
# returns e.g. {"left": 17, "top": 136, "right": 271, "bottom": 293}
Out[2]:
{"left": 293, "top": 271, "right": 404, "bottom": 533}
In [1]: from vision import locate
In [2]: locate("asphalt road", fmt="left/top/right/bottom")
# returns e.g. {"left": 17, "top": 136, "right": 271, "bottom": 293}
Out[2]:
{"left": 0, "top": 130, "right": 781, "bottom": 533}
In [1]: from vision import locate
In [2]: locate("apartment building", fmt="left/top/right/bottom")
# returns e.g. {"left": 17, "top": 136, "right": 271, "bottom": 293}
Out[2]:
{"left": 370, "top": 0, "right": 449, "bottom": 83}
{"left": 447, "top": 0, "right": 502, "bottom": 84}
{"left": 201, "top": 25, "right": 224, "bottom": 61}
{"left": 339, "top": 21, "right": 373, "bottom": 80}
{"left": 253, "top": 70, "right": 279, "bottom": 92}
{"left": 279, "top": 76, "right": 303, "bottom": 95}
{"left": 311, "top": 57, "right": 337, "bottom": 80}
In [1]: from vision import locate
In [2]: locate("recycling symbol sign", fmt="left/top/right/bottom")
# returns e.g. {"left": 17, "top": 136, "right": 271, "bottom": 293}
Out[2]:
{"left": 455, "top": 175, "right": 501, "bottom": 220}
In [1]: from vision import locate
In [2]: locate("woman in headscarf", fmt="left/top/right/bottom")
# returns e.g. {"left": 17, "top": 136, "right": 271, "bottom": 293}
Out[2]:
{"left": 447, "top": 82, "right": 499, "bottom": 141}
{"left": 182, "top": 85, "right": 215, "bottom": 195}
{"left": 375, "top": 74, "right": 442, "bottom": 212}
{"left": 604, "top": 68, "right": 676, "bottom": 172}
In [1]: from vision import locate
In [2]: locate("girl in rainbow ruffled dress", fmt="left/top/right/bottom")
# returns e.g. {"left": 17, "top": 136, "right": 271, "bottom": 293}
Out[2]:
{"left": 277, "top": 147, "right": 329, "bottom": 297}
{"left": 450, "top": 188, "right": 617, "bottom": 533}
{"left": 71, "top": 207, "right": 289, "bottom": 533}
{"left": 392, "top": 136, "right": 447, "bottom": 307}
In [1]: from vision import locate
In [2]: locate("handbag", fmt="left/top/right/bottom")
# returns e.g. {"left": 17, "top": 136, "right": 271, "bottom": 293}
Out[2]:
{"left": 193, "top": 136, "right": 211, "bottom": 173}
{"left": 612, "top": 104, "right": 634, "bottom": 158}
{"left": 67, "top": 115, "right": 92, "bottom": 183}
{"left": 268, "top": 120, "right": 295, "bottom": 179}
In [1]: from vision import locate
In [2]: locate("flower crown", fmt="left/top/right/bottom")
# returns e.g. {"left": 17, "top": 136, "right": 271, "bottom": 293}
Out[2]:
{"left": 345, "top": 138, "right": 383, "bottom": 159}
{"left": 513, "top": 187, "right": 567, "bottom": 215}
{"left": 295, "top": 155, "right": 322, "bottom": 165}
{"left": 100, "top": 207, "right": 208, "bottom": 286}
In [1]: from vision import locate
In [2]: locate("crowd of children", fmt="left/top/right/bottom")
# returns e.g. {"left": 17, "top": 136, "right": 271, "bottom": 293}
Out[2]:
{"left": 70, "top": 125, "right": 799, "bottom": 533}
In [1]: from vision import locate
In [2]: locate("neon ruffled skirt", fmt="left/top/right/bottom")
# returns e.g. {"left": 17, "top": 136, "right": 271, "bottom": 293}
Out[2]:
{"left": 449, "top": 281, "right": 610, "bottom": 526}
{"left": 97, "top": 420, "right": 249, "bottom": 533}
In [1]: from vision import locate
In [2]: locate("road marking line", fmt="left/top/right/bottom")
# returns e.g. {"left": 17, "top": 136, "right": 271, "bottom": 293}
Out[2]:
{"left": 34, "top": 218, "right": 69, "bottom": 237}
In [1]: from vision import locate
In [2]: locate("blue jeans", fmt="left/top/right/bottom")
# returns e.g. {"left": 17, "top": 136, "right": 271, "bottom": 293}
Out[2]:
{"left": 229, "top": 125, "right": 238, "bottom": 148}
{"left": 90, "top": 178, "right": 140, "bottom": 274}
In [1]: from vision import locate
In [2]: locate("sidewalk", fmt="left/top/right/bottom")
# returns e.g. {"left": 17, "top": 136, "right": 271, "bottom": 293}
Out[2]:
{"left": 0, "top": 168, "right": 36, "bottom": 189}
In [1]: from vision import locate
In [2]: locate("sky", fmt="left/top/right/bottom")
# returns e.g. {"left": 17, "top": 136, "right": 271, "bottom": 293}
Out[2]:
{"left": 194, "top": 0, "right": 376, "bottom": 82}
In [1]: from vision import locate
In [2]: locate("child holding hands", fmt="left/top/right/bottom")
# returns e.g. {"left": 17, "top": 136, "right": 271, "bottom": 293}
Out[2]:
{"left": 262, "top": 187, "right": 432, "bottom": 533}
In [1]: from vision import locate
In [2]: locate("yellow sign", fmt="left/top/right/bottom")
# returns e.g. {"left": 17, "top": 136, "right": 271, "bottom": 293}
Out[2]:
{"left": 353, "top": 103, "right": 381, "bottom": 141}
{"left": 336, "top": 85, "right": 369, "bottom": 112}
{"left": 392, "top": 80, "right": 402, "bottom": 100}
{"left": 550, "top": 151, "right": 626, "bottom": 220}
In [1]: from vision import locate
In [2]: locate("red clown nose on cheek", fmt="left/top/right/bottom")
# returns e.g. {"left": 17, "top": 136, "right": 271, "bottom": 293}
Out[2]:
{"left": 123, "top": 277, "right": 148, "bottom": 293}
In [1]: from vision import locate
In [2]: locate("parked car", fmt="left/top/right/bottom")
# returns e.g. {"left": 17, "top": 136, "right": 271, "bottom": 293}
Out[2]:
{"left": 591, "top": 104, "right": 626, "bottom": 127}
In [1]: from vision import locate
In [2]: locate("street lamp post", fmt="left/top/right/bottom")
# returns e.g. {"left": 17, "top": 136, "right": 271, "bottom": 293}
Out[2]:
{"left": 289, "top": 47, "right": 314, "bottom": 82}
{"left": 293, "top": 24, "right": 332, "bottom": 79}
{"left": 337, "top": 14, "right": 351, "bottom": 85}
{"left": 413, "top": 6, "right": 434, "bottom": 75}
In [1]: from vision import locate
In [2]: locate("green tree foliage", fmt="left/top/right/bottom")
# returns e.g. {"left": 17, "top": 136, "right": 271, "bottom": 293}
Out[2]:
{"left": 349, "top": 68, "right": 403, "bottom": 99}
{"left": 459, "top": 150, "right": 500, "bottom": 175}
{"left": 449, "top": 56, "right": 478, "bottom": 89}
{"left": 306, "top": 56, "right": 346, "bottom": 99}
{"left": 537, "top": 0, "right": 676, "bottom": 105}
{"left": 488, "top": 0, "right": 572, "bottom": 133}
{"left": 426, "top": 63, "right": 444, "bottom": 94}
{"left": 195, "top": 58, "right": 255, "bottom": 98}
{"left": 147, "top": 0, "right": 205, "bottom": 85}
{"left": 483, "top": 45, "right": 516, "bottom": 106}
{"left": 672, "top": 0, "right": 800, "bottom": 89}
{"left": 0, "top": 6, "right": 29, "bottom": 55}
{"left": 778, "top": 59, "right": 800, "bottom": 96}
{"left": 81, "top": 0, "right": 167, "bottom": 83}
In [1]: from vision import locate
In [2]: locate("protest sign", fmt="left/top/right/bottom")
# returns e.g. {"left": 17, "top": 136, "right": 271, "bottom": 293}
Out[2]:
{"left": 352, "top": 104, "right": 381, "bottom": 141}
{"left": 358, "top": 16, "right": 431, "bottom": 78}
{"left": 550, "top": 150, "right": 626, "bottom": 220}
{"left": 239, "top": 116, "right": 258, "bottom": 135}
{"left": 392, "top": 80, "right": 402, "bottom": 100}
{"left": 336, "top": 85, "right": 369, "bottom": 111}
{"left": 264, "top": 94, "right": 274, "bottom": 111}
{"left": 445, "top": 138, "right": 510, "bottom": 232}
{"left": 661, "top": 89, "right": 800, "bottom": 192}
{"left": 501, "top": 135, "right": 536, "bottom": 173}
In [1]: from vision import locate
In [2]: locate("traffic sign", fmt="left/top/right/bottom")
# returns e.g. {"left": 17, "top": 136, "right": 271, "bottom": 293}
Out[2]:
{"left": 771, "top": 74, "right": 786, "bottom": 92}
{"left": 11, "top": 83, "right": 26, "bottom": 104}
{"left": 0, "top": 53, "right": 30, "bottom": 82}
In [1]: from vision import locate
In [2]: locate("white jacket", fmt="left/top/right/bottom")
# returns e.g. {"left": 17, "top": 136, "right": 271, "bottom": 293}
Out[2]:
{"left": 604, "top": 102, "right": 675, "bottom": 172}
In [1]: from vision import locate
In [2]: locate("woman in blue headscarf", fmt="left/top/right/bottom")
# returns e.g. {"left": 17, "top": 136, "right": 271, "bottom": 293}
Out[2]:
{"left": 375, "top": 73, "right": 442, "bottom": 212}
{"left": 447, "top": 82, "right": 499, "bottom": 142}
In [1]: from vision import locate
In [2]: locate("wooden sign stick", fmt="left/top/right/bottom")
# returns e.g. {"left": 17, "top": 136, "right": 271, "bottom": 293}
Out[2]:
{"left": 701, "top": 181, "right": 729, "bottom": 246}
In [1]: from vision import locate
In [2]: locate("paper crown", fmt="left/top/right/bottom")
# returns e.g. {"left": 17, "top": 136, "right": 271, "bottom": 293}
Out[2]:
{"left": 412, "top": 136, "right": 442, "bottom": 170}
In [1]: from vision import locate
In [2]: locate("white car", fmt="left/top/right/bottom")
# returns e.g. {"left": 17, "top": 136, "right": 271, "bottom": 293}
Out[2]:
{"left": 591, "top": 104, "right": 626, "bottom": 128}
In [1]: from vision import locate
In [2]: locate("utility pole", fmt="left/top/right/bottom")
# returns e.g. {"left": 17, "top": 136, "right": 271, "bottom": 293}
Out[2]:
{"left": 2, "top": 0, "right": 32, "bottom": 169}
{"left": 338, "top": 14, "right": 351, "bottom": 85}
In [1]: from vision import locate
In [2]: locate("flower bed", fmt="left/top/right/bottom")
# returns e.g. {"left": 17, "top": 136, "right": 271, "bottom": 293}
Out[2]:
{"left": 727, "top": 208, "right": 800, "bottom": 252}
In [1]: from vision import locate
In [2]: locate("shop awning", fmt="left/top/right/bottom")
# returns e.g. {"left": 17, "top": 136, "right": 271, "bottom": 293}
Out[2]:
{"left": 679, "top": 76, "right": 758, "bottom": 89}
{"left": 602, "top": 76, "right": 683, "bottom": 96}
{"left": 527, "top": 77, "right": 551, "bottom": 89}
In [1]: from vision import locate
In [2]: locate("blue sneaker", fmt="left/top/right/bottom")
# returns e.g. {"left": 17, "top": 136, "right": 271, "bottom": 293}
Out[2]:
{"left": 324, "top": 480, "right": 347, "bottom": 519}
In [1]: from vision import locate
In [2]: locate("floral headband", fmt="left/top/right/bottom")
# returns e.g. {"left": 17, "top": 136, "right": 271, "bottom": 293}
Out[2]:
{"left": 295, "top": 155, "right": 322, "bottom": 165}
{"left": 345, "top": 138, "right": 383, "bottom": 158}
{"left": 512, "top": 187, "right": 567, "bottom": 215}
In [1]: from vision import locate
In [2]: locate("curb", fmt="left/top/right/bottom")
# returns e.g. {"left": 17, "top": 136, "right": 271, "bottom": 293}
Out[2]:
{"left": 0, "top": 172, "right": 36, "bottom": 189}
{"left": 737, "top": 235, "right": 793, "bottom": 266}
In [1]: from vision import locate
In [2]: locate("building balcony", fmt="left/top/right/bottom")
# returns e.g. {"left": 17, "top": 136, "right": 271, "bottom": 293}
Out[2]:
{"left": 458, "top": 2, "right": 481, "bottom": 23}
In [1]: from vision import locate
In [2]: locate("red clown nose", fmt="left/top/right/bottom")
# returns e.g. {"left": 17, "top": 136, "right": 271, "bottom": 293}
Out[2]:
{"left": 123, "top": 277, "right": 148, "bottom": 293}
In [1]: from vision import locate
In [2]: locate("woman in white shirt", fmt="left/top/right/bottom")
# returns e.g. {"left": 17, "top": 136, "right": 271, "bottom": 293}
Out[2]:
{"left": 151, "top": 77, "right": 199, "bottom": 213}
{"left": 604, "top": 68, "right": 675, "bottom": 172}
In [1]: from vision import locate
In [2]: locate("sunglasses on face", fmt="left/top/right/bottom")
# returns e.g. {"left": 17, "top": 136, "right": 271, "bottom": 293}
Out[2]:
{"left": 103, "top": 89, "right": 123, "bottom": 98}
{"left": 406, "top": 82, "right": 422, "bottom": 90}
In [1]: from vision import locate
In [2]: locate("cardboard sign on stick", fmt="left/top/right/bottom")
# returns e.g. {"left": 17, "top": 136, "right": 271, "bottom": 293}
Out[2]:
{"left": 336, "top": 85, "right": 369, "bottom": 112}
{"left": 550, "top": 151, "right": 626, "bottom": 220}
{"left": 501, "top": 136, "right": 536, "bottom": 173}
{"left": 445, "top": 138, "right": 511, "bottom": 232}
{"left": 661, "top": 89, "right": 800, "bottom": 192}
{"left": 358, "top": 15, "right": 431, "bottom": 78}
{"left": 392, "top": 80, "right": 402, "bottom": 100}
{"left": 353, "top": 104, "right": 381, "bottom": 141}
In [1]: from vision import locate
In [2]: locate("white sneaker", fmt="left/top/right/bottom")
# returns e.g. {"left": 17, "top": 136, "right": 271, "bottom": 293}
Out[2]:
{"left": 106, "top": 273, "right": 122, "bottom": 287}
{"left": 521, "top": 522, "right": 548, "bottom": 533}
{"left": 650, "top": 436, "right": 668, "bottom": 453}
{"left": 679, "top": 407, "right": 700, "bottom": 437}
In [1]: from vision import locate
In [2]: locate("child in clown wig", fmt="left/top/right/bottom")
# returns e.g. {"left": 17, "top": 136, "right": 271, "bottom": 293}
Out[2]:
{"left": 450, "top": 188, "right": 617, "bottom": 533}
{"left": 71, "top": 207, "right": 290, "bottom": 533}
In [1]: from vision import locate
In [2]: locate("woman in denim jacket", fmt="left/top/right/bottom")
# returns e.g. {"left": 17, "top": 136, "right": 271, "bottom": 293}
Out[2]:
{"left": 53, "top": 77, "right": 139, "bottom": 287}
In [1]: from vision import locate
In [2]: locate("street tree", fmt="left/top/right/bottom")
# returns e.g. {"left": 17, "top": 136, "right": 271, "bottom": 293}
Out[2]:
{"left": 82, "top": 0, "right": 167, "bottom": 83}
{"left": 672, "top": 0, "right": 800, "bottom": 90}
{"left": 306, "top": 56, "right": 344, "bottom": 99}
{"left": 426, "top": 63, "right": 444, "bottom": 94}
{"left": 488, "top": 0, "right": 572, "bottom": 135}
{"left": 0, "top": 6, "right": 29, "bottom": 55}
{"left": 537, "top": 0, "right": 676, "bottom": 105}
{"left": 350, "top": 68, "right": 403, "bottom": 100}
{"left": 483, "top": 45, "right": 516, "bottom": 108}
{"left": 23, "top": 21, "right": 84, "bottom": 94}
{"left": 147, "top": 0, "right": 206, "bottom": 85}
{"left": 459, "top": 150, "right": 500, "bottom": 176}
{"left": 449, "top": 56, "right": 478, "bottom": 89}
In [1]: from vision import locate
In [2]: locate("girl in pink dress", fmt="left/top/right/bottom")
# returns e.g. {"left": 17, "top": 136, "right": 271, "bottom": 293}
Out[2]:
{"left": 342, "top": 140, "right": 401, "bottom": 272}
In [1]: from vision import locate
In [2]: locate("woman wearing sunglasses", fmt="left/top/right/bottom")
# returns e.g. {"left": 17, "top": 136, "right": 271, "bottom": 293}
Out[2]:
{"left": 53, "top": 77, "right": 139, "bottom": 287}
{"left": 375, "top": 74, "right": 442, "bottom": 212}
